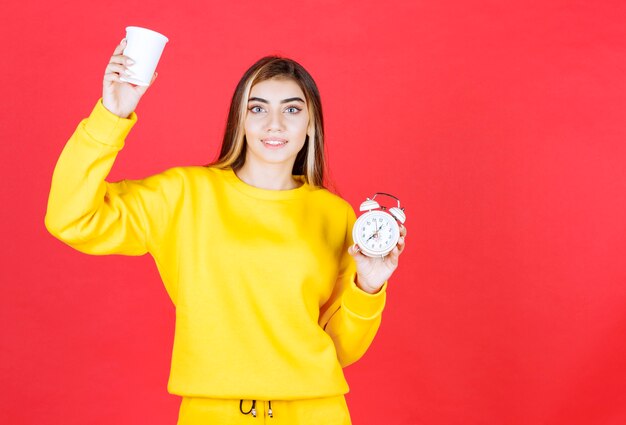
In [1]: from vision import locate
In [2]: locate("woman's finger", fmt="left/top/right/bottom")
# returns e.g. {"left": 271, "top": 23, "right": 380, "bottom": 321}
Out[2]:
{"left": 148, "top": 71, "right": 158, "bottom": 86}
{"left": 111, "top": 39, "right": 127, "bottom": 57}
{"left": 348, "top": 243, "right": 359, "bottom": 256}
{"left": 109, "top": 54, "right": 135, "bottom": 66}
{"left": 134, "top": 72, "right": 158, "bottom": 96}
{"left": 386, "top": 246, "right": 400, "bottom": 267}
{"left": 105, "top": 62, "right": 135, "bottom": 77}
{"left": 397, "top": 236, "right": 406, "bottom": 254}
{"left": 109, "top": 40, "right": 135, "bottom": 66}
{"left": 103, "top": 73, "right": 125, "bottom": 83}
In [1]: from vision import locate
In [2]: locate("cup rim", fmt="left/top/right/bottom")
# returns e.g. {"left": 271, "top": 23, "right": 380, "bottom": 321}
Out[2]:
{"left": 125, "top": 26, "right": 169, "bottom": 42}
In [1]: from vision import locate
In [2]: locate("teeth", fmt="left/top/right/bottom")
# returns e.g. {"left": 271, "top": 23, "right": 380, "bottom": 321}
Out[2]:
{"left": 264, "top": 140, "right": 286, "bottom": 145}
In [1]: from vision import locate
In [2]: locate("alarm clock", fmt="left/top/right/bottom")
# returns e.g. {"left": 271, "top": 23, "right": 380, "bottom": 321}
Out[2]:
{"left": 352, "top": 192, "right": 406, "bottom": 258}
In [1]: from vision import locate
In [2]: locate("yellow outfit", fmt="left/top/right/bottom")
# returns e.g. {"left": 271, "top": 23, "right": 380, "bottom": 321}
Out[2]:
{"left": 179, "top": 396, "right": 351, "bottom": 424}
{"left": 45, "top": 99, "right": 388, "bottom": 422}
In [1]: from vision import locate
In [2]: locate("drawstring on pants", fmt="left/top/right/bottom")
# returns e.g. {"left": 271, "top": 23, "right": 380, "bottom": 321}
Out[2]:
{"left": 240, "top": 399, "right": 256, "bottom": 417}
{"left": 240, "top": 400, "right": 273, "bottom": 418}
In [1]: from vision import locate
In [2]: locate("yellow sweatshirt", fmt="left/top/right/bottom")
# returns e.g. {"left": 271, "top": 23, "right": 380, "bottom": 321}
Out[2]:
{"left": 45, "top": 98, "right": 388, "bottom": 400}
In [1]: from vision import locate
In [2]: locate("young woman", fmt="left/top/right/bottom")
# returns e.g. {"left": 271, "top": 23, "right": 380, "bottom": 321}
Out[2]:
{"left": 45, "top": 38, "right": 407, "bottom": 424}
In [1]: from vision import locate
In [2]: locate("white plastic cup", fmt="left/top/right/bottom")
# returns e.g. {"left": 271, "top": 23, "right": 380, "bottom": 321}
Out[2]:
{"left": 120, "top": 26, "right": 169, "bottom": 86}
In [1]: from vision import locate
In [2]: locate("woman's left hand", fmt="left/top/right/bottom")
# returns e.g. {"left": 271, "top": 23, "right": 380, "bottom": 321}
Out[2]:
{"left": 348, "top": 223, "right": 407, "bottom": 294}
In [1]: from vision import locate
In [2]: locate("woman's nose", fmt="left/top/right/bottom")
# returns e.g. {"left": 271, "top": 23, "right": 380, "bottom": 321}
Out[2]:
{"left": 265, "top": 110, "right": 285, "bottom": 131}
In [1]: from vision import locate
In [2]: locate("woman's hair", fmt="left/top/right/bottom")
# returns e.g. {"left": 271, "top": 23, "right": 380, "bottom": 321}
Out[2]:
{"left": 205, "top": 56, "right": 326, "bottom": 188}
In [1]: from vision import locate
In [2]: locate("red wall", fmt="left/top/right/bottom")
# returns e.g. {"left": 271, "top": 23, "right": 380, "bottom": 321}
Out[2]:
{"left": 2, "top": 1, "right": 626, "bottom": 424}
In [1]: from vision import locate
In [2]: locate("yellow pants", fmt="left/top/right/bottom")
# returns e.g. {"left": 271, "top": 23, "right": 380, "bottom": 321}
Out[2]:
{"left": 176, "top": 395, "right": 352, "bottom": 424}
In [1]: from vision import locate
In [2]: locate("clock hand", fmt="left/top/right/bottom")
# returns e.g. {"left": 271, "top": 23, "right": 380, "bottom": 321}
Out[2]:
{"left": 364, "top": 219, "right": 384, "bottom": 244}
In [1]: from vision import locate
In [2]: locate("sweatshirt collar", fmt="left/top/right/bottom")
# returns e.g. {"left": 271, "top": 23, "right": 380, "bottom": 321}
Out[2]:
{"left": 220, "top": 167, "right": 312, "bottom": 200}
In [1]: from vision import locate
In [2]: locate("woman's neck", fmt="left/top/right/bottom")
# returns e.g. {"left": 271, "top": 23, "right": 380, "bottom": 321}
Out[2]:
{"left": 235, "top": 162, "right": 303, "bottom": 191}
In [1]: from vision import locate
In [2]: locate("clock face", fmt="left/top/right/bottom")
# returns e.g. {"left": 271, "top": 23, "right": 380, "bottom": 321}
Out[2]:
{"left": 352, "top": 211, "right": 400, "bottom": 257}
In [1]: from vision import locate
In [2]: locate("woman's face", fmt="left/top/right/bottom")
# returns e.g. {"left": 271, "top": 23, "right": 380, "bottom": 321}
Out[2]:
{"left": 244, "top": 78, "right": 309, "bottom": 170}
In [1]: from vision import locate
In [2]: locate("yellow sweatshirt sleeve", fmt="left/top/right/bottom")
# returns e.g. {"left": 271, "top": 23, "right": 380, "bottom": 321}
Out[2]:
{"left": 44, "top": 98, "right": 176, "bottom": 256}
{"left": 318, "top": 204, "right": 388, "bottom": 368}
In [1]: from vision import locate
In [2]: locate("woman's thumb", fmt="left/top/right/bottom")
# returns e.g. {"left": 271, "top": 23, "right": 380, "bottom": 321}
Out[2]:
{"left": 136, "top": 72, "right": 158, "bottom": 96}
{"left": 348, "top": 243, "right": 361, "bottom": 257}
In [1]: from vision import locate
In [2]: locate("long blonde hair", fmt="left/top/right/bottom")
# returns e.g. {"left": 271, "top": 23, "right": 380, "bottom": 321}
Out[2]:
{"left": 205, "top": 56, "right": 326, "bottom": 188}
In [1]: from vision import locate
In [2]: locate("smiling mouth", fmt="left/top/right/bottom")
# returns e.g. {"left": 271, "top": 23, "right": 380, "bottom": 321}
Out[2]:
{"left": 262, "top": 138, "right": 288, "bottom": 146}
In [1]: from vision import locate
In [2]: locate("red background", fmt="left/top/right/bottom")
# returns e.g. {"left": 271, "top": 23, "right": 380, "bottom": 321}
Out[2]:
{"left": 2, "top": 1, "right": 626, "bottom": 424}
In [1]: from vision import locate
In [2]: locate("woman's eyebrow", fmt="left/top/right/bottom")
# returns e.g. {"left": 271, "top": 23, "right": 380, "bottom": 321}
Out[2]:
{"left": 248, "top": 97, "right": 305, "bottom": 104}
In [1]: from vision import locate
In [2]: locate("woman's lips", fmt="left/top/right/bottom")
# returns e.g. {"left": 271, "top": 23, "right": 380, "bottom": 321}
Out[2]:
{"left": 261, "top": 138, "right": 288, "bottom": 148}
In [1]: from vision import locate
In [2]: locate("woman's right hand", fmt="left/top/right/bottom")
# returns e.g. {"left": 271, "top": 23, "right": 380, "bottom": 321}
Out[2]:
{"left": 102, "top": 38, "right": 158, "bottom": 119}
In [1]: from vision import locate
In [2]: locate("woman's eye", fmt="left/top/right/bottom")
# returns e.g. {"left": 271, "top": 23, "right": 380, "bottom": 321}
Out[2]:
{"left": 249, "top": 106, "right": 264, "bottom": 113}
{"left": 285, "top": 106, "right": 301, "bottom": 113}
